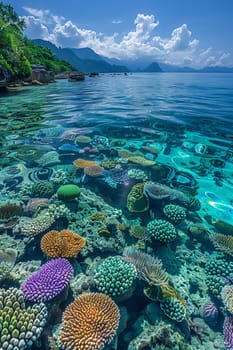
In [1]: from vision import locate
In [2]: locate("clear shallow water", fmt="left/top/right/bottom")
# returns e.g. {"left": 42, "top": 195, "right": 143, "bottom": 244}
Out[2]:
{"left": 1, "top": 73, "right": 233, "bottom": 221}
{"left": 1, "top": 73, "right": 233, "bottom": 349}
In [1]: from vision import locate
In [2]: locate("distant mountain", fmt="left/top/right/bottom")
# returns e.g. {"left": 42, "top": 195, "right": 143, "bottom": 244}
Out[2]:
{"left": 71, "top": 47, "right": 103, "bottom": 60}
{"left": 143, "top": 62, "right": 163, "bottom": 72}
{"left": 199, "top": 66, "right": 233, "bottom": 73}
{"left": 32, "top": 40, "right": 233, "bottom": 74}
{"left": 158, "top": 63, "right": 196, "bottom": 72}
{"left": 33, "top": 39, "right": 129, "bottom": 73}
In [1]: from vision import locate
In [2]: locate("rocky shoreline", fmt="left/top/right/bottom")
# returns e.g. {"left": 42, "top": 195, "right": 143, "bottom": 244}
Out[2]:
{"left": 0, "top": 65, "right": 87, "bottom": 92}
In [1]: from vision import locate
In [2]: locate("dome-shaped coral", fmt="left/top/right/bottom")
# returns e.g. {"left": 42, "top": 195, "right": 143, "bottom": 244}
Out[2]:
{"left": 21, "top": 258, "right": 73, "bottom": 302}
{"left": 94, "top": 256, "right": 137, "bottom": 297}
{"left": 57, "top": 184, "right": 80, "bottom": 201}
{"left": 58, "top": 293, "right": 120, "bottom": 350}
{"left": 163, "top": 204, "right": 186, "bottom": 224}
{"left": 41, "top": 229, "right": 86, "bottom": 258}
{"left": 147, "top": 219, "right": 177, "bottom": 243}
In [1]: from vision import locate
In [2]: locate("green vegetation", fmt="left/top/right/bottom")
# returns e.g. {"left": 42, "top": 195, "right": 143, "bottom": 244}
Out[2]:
{"left": 0, "top": 2, "right": 73, "bottom": 82}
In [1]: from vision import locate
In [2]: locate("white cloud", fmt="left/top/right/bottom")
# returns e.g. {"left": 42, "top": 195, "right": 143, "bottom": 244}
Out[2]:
{"left": 22, "top": 8, "right": 232, "bottom": 68}
{"left": 112, "top": 19, "right": 122, "bottom": 24}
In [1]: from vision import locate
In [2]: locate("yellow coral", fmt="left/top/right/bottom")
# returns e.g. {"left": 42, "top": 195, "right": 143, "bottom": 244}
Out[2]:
{"left": 127, "top": 182, "right": 149, "bottom": 213}
{"left": 73, "top": 158, "right": 99, "bottom": 168}
{"left": 89, "top": 212, "right": 106, "bottom": 221}
{"left": 128, "top": 156, "right": 156, "bottom": 166}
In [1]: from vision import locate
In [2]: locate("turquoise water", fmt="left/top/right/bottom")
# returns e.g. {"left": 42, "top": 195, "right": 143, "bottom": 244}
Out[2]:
{"left": 0, "top": 73, "right": 233, "bottom": 349}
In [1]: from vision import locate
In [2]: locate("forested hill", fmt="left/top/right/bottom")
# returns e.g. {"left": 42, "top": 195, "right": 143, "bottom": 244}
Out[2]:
{"left": 0, "top": 2, "right": 73, "bottom": 82}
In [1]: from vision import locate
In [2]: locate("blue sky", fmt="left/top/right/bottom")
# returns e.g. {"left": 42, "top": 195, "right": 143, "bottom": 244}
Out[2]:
{"left": 3, "top": 0, "right": 233, "bottom": 67}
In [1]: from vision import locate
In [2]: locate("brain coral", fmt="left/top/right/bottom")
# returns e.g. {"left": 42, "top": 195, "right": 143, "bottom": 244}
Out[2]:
{"left": 0, "top": 287, "right": 47, "bottom": 350}
{"left": 21, "top": 258, "right": 73, "bottom": 302}
{"left": 58, "top": 293, "right": 120, "bottom": 350}
{"left": 41, "top": 229, "right": 86, "bottom": 258}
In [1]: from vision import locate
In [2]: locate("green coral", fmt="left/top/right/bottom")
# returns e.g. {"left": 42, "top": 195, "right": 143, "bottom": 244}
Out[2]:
{"left": 127, "top": 182, "right": 149, "bottom": 213}
{"left": 160, "top": 297, "right": 186, "bottom": 322}
{"left": 57, "top": 184, "right": 80, "bottom": 201}
{"left": 0, "top": 287, "right": 47, "bottom": 349}
{"left": 32, "top": 180, "right": 54, "bottom": 198}
{"left": 94, "top": 256, "right": 137, "bottom": 297}
{"left": 147, "top": 219, "right": 177, "bottom": 243}
{"left": 205, "top": 257, "right": 233, "bottom": 299}
{"left": 163, "top": 204, "right": 186, "bottom": 224}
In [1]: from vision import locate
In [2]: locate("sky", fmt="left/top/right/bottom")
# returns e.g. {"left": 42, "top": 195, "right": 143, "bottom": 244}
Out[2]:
{"left": 3, "top": 0, "right": 233, "bottom": 67}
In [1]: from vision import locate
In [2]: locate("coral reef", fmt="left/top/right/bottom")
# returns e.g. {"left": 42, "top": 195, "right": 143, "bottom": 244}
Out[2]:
{"left": 0, "top": 203, "right": 23, "bottom": 222}
{"left": 21, "top": 258, "right": 73, "bottom": 302}
{"left": 223, "top": 315, "right": 233, "bottom": 350}
{"left": 123, "top": 247, "right": 169, "bottom": 287}
{"left": 84, "top": 165, "right": 104, "bottom": 177}
{"left": 147, "top": 219, "right": 177, "bottom": 243}
{"left": 202, "top": 300, "right": 219, "bottom": 327}
{"left": 0, "top": 287, "right": 47, "bottom": 350}
{"left": 41, "top": 229, "right": 86, "bottom": 258}
{"left": 209, "top": 233, "right": 233, "bottom": 256}
{"left": 57, "top": 184, "right": 80, "bottom": 201}
{"left": 222, "top": 285, "right": 233, "bottom": 314}
{"left": 13, "top": 212, "right": 55, "bottom": 237}
{"left": 58, "top": 293, "right": 119, "bottom": 350}
{"left": 32, "top": 180, "right": 54, "bottom": 198}
{"left": 127, "top": 182, "right": 150, "bottom": 213}
{"left": 73, "top": 158, "right": 99, "bottom": 168}
{"left": 0, "top": 248, "right": 17, "bottom": 284}
{"left": 94, "top": 256, "right": 137, "bottom": 297}
{"left": 163, "top": 204, "right": 186, "bottom": 224}
{"left": 160, "top": 297, "right": 186, "bottom": 322}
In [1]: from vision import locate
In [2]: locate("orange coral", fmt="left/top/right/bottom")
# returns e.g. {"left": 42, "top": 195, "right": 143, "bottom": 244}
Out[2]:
{"left": 84, "top": 165, "right": 104, "bottom": 177}
{"left": 59, "top": 293, "right": 120, "bottom": 350}
{"left": 73, "top": 158, "right": 99, "bottom": 168}
{"left": 41, "top": 229, "right": 86, "bottom": 258}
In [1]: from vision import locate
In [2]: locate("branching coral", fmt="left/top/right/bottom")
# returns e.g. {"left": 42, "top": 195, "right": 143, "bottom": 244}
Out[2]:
{"left": 58, "top": 293, "right": 120, "bottom": 350}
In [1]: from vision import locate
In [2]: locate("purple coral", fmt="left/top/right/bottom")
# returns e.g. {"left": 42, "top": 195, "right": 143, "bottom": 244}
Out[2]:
{"left": 223, "top": 315, "right": 233, "bottom": 350}
{"left": 202, "top": 300, "right": 219, "bottom": 327}
{"left": 21, "top": 258, "right": 73, "bottom": 302}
